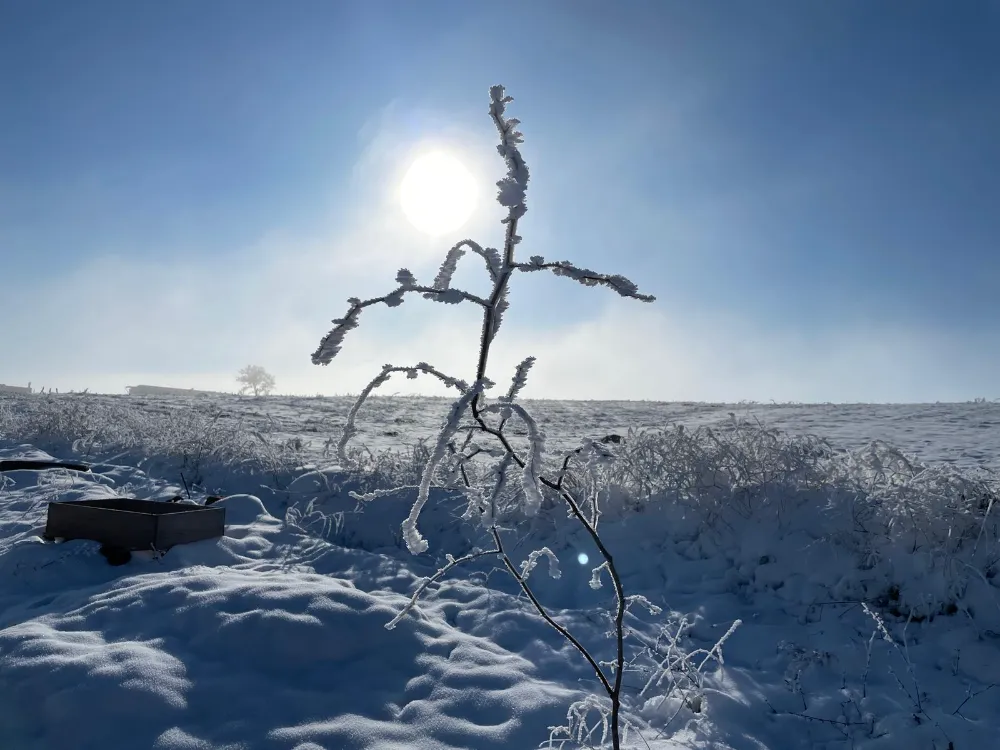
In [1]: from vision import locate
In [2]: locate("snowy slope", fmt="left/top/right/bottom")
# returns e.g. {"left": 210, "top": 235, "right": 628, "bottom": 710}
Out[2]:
{"left": 1, "top": 395, "right": 999, "bottom": 750}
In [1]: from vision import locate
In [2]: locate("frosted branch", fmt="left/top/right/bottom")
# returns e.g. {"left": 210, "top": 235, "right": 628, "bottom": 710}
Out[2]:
{"left": 520, "top": 547, "right": 562, "bottom": 580}
{"left": 312, "top": 284, "right": 488, "bottom": 366}
{"left": 462, "top": 453, "right": 514, "bottom": 527}
{"left": 348, "top": 485, "right": 419, "bottom": 503}
{"left": 500, "top": 356, "right": 536, "bottom": 415}
{"left": 624, "top": 594, "right": 662, "bottom": 616}
{"left": 403, "top": 378, "right": 494, "bottom": 554}
{"left": 395, "top": 268, "right": 417, "bottom": 287}
{"left": 590, "top": 561, "right": 610, "bottom": 590}
{"left": 515, "top": 257, "right": 655, "bottom": 302}
{"left": 337, "top": 363, "right": 470, "bottom": 466}
{"left": 485, "top": 285, "right": 510, "bottom": 343}
{"left": 435, "top": 240, "right": 503, "bottom": 287}
{"left": 480, "top": 401, "right": 546, "bottom": 516}
{"left": 489, "top": 84, "right": 530, "bottom": 228}
{"left": 385, "top": 546, "right": 500, "bottom": 630}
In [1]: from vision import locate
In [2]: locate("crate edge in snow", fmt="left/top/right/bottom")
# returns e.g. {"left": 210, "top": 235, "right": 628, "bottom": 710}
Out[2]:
{"left": 45, "top": 499, "right": 226, "bottom": 551}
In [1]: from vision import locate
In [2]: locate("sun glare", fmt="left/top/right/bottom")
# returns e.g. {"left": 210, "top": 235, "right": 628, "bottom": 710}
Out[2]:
{"left": 399, "top": 151, "right": 478, "bottom": 236}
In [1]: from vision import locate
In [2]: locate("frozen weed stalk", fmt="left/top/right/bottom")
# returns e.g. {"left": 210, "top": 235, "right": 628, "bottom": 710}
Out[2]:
{"left": 312, "top": 86, "right": 735, "bottom": 749}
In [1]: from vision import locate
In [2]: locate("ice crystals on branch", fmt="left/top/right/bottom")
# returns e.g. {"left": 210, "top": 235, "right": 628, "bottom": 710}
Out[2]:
{"left": 426, "top": 288, "right": 466, "bottom": 305}
{"left": 334, "top": 362, "right": 471, "bottom": 466}
{"left": 624, "top": 594, "right": 662, "bottom": 616}
{"left": 310, "top": 301, "right": 363, "bottom": 365}
{"left": 461, "top": 452, "right": 516, "bottom": 528}
{"left": 311, "top": 284, "right": 492, "bottom": 367}
{"left": 395, "top": 268, "right": 417, "bottom": 287}
{"left": 435, "top": 240, "right": 504, "bottom": 286}
{"left": 432, "top": 247, "right": 463, "bottom": 290}
{"left": 489, "top": 85, "right": 529, "bottom": 225}
{"left": 589, "top": 561, "right": 610, "bottom": 590}
{"left": 515, "top": 258, "right": 655, "bottom": 302}
{"left": 403, "top": 377, "right": 494, "bottom": 555}
{"left": 482, "top": 246, "right": 503, "bottom": 278}
{"left": 384, "top": 545, "right": 498, "bottom": 631}
{"left": 311, "top": 83, "right": 658, "bottom": 559}
{"left": 520, "top": 547, "right": 561, "bottom": 580}
{"left": 477, "top": 400, "right": 546, "bottom": 516}
{"left": 486, "top": 286, "right": 510, "bottom": 343}
{"left": 311, "top": 86, "right": 652, "bottom": 369}
{"left": 499, "top": 356, "right": 536, "bottom": 418}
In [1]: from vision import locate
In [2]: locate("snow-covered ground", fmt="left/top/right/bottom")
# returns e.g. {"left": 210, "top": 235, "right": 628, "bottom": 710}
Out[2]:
{"left": 1, "top": 394, "right": 999, "bottom": 749}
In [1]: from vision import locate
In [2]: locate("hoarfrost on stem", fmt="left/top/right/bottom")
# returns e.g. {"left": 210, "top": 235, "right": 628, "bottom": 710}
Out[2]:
{"left": 311, "top": 85, "right": 665, "bottom": 750}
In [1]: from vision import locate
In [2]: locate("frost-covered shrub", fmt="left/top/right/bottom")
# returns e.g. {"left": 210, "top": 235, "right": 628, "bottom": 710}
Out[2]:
{"left": 589, "top": 416, "right": 1000, "bottom": 624}
{"left": 310, "top": 85, "right": 739, "bottom": 750}
{"left": 0, "top": 393, "right": 302, "bottom": 486}
{"left": 600, "top": 416, "right": 839, "bottom": 519}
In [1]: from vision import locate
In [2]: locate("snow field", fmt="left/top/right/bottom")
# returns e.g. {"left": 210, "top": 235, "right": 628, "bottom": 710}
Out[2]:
{"left": 0, "top": 461, "right": 575, "bottom": 749}
{"left": 1, "top": 394, "right": 999, "bottom": 749}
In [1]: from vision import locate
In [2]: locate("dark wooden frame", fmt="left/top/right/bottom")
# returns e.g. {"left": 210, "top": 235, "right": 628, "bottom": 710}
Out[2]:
{"left": 45, "top": 498, "right": 225, "bottom": 550}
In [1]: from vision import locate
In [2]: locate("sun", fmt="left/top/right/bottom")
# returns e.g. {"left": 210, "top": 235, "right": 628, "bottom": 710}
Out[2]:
{"left": 399, "top": 151, "right": 478, "bottom": 236}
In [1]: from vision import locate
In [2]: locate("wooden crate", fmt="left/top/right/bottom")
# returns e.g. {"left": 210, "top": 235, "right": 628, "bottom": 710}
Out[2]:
{"left": 0, "top": 459, "right": 91, "bottom": 473}
{"left": 45, "top": 498, "right": 225, "bottom": 551}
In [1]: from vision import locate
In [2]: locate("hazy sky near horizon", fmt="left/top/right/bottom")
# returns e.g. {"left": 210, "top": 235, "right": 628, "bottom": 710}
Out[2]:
{"left": 2, "top": 0, "right": 998, "bottom": 402}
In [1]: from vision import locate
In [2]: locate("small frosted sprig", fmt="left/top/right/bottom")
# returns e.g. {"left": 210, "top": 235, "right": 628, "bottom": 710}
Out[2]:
{"left": 486, "top": 285, "right": 510, "bottom": 342}
{"left": 312, "top": 283, "right": 488, "bottom": 366}
{"left": 520, "top": 547, "right": 562, "bottom": 580}
{"left": 310, "top": 300, "right": 362, "bottom": 365}
{"left": 403, "top": 378, "right": 494, "bottom": 554}
{"left": 411, "top": 361, "right": 470, "bottom": 392}
{"left": 336, "top": 363, "right": 470, "bottom": 465}
{"left": 863, "top": 602, "right": 895, "bottom": 643}
{"left": 434, "top": 239, "right": 504, "bottom": 286}
{"left": 590, "top": 561, "right": 610, "bottom": 590}
{"left": 463, "top": 453, "right": 515, "bottom": 527}
{"left": 546, "top": 695, "right": 616, "bottom": 749}
{"left": 480, "top": 401, "right": 546, "bottom": 516}
{"left": 489, "top": 85, "right": 529, "bottom": 225}
{"left": 441, "top": 435, "right": 481, "bottom": 486}
{"left": 499, "top": 356, "right": 536, "bottom": 416}
{"left": 625, "top": 594, "right": 662, "bottom": 616}
{"left": 461, "top": 486, "right": 490, "bottom": 524}
{"left": 349, "top": 485, "right": 419, "bottom": 504}
{"left": 515, "top": 258, "right": 655, "bottom": 302}
{"left": 396, "top": 268, "right": 417, "bottom": 287}
{"left": 433, "top": 246, "right": 464, "bottom": 290}
{"left": 385, "top": 545, "right": 500, "bottom": 631}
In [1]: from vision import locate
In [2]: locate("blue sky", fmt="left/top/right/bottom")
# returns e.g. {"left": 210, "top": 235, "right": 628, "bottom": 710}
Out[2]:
{"left": 2, "top": 0, "right": 998, "bottom": 402}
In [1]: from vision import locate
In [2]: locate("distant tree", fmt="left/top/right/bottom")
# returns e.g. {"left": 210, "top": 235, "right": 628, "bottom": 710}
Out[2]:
{"left": 236, "top": 365, "right": 276, "bottom": 397}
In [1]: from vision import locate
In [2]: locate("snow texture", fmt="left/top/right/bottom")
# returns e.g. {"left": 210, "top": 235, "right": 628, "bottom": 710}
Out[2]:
{"left": 2, "top": 394, "right": 1000, "bottom": 749}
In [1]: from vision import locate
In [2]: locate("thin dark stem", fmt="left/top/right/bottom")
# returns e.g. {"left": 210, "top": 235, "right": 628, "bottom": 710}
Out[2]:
{"left": 953, "top": 683, "right": 997, "bottom": 717}
{"left": 471, "top": 212, "right": 519, "bottom": 416}
{"left": 490, "top": 526, "right": 614, "bottom": 697}
{"left": 386, "top": 546, "right": 501, "bottom": 630}
{"left": 556, "top": 486, "right": 627, "bottom": 748}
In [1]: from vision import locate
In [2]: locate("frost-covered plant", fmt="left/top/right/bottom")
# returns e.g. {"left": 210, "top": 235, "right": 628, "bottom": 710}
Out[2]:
{"left": 0, "top": 392, "right": 301, "bottom": 485}
{"left": 604, "top": 416, "right": 838, "bottom": 518}
{"left": 311, "top": 85, "right": 700, "bottom": 749}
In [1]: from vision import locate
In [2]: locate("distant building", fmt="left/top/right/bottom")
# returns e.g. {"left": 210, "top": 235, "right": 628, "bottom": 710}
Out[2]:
{"left": 125, "top": 385, "right": 229, "bottom": 397}
{"left": 0, "top": 384, "right": 32, "bottom": 394}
